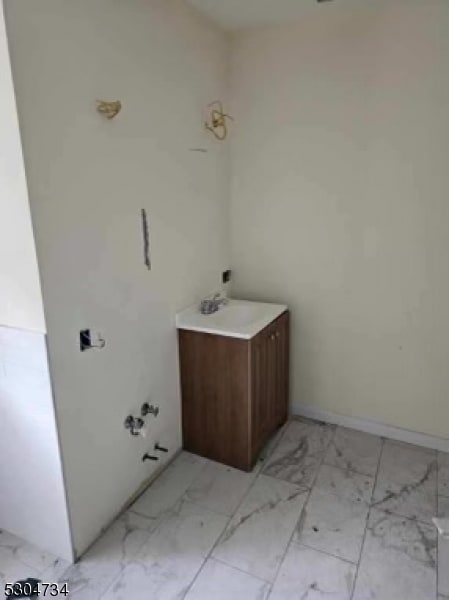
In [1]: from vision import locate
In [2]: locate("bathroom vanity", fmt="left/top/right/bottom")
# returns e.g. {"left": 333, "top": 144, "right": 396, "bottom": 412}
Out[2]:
{"left": 177, "top": 300, "right": 289, "bottom": 471}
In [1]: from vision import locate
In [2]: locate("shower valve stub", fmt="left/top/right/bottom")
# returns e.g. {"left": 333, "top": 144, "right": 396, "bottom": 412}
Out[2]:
{"left": 124, "top": 415, "right": 145, "bottom": 436}
{"left": 154, "top": 443, "right": 168, "bottom": 453}
{"left": 141, "top": 403, "right": 159, "bottom": 418}
{"left": 142, "top": 453, "right": 159, "bottom": 462}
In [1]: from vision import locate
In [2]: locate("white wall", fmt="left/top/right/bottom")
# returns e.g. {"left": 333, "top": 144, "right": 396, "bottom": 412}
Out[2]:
{"left": 5, "top": 0, "right": 229, "bottom": 557}
{"left": 0, "top": 5, "right": 71, "bottom": 561}
{"left": 229, "top": 1, "right": 449, "bottom": 439}
{"left": 0, "top": 327, "right": 73, "bottom": 561}
{"left": 0, "top": 4, "right": 45, "bottom": 332}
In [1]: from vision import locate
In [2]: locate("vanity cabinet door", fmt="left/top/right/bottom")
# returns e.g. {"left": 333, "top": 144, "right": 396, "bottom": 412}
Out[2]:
{"left": 179, "top": 330, "right": 252, "bottom": 470}
{"left": 251, "top": 312, "right": 289, "bottom": 460}
{"left": 274, "top": 311, "right": 289, "bottom": 427}
{"left": 251, "top": 326, "right": 271, "bottom": 456}
{"left": 265, "top": 312, "right": 289, "bottom": 433}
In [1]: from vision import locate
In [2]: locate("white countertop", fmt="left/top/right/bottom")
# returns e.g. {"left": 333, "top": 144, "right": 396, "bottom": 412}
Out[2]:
{"left": 176, "top": 299, "right": 288, "bottom": 340}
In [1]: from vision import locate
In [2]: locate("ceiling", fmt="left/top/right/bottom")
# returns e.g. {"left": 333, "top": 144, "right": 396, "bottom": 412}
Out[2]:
{"left": 185, "top": 0, "right": 340, "bottom": 31}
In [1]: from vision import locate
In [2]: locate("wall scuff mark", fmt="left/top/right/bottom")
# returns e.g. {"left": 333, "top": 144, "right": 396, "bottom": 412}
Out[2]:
{"left": 141, "top": 208, "right": 151, "bottom": 270}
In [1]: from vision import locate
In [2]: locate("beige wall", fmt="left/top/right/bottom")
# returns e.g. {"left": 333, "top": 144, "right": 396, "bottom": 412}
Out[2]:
{"left": 5, "top": 0, "right": 229, "bottom": 556}
{"left": 229, "top": 1, "right": 449, "bottom": 438}
{"left": 0, "top": 4, "right": 45, "bottom": 332}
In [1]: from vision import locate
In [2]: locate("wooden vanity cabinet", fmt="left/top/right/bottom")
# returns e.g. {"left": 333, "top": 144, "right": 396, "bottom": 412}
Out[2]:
{"left": 178, "top": 311, "right": 289, "bottom": 471}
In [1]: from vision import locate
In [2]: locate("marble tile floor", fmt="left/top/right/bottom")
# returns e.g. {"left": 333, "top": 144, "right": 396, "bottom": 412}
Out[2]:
{"left": 1, "top": 418, "right": 448, "bottom": 600}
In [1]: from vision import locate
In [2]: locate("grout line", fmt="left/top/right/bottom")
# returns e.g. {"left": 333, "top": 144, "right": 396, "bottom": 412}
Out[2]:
{"left": 98, "top": 457, "right": 211, "bottom": 600}
{"left": 178, "top": 504, "right": 247, "bottom": 598}
{"left": 98, "top": 565, "right": 127, "bottom": 599}
{"left": 181, "top": 425, "right": 289, "bottom": 599}
{"left": 211, "top": 556, "right": 272, "bottom": 583}
{"left": 367, "top": 461, "right": 439, "bottom": 528}
{"left": 267, "top": 485, "right": 313, "bottom": 599}
{"left": 97, "top": 506, "right": 182, "bottom": 600}
{"left": 290, "top": 540, "right": 358, "bottom": 566}
{"left": 180, "top": 479, "right": 259, "bottom": 598}
{"left": 180, "top": 535, "right": 227, "bottom": 599}
{"left": 350, "top": 437, "right": 385, "bottom": 600}
{"left": 266, "top": 423, "right": 338, "bottom": 598}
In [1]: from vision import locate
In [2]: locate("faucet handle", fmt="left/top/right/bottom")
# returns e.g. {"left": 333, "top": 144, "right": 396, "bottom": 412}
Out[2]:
{"left": 200, "top": 298, "right": 217, "bottom": 314}
{"left": 199, "top": 292, "right": 228, "bottom": 315}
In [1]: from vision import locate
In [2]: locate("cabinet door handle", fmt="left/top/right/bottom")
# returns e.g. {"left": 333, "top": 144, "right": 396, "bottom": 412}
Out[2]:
{"left": 270, "top": 333, "right": 276, "bottom": 340}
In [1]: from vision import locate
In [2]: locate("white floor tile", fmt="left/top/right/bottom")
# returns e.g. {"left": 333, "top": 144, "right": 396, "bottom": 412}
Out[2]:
{"left": 0, "top": 529, "right": 57, "bottom": 593}
{"left": 270, "top": 543, "right": 356, "bottom": 600}
{"left": 184, "top": 460, "right": 257, "bottom": 515}
{"left": 185, "top": 559, "right": 270, "bottom": 600}
{"left": 372, "top": 440, "right": 437, "bottom": 524}
{"left": 212, "top": 474, "right": 308, "bottom": 581}
{"left": 438, "top": 495, "right": 449, "bottom": 516}
{"left": 58, "top": 511, "right": 155, "bottom": 599}
{"left": 138, "top": 499, "right": 228, "bottom": 562}
{"left": 103, "top": 500, "right": 228, "bottom": 600}
{"left": 40, "top": 557, "right": 71, "bottom": 586}
{"left": 263, "top": 420, "right": 334, "bottom": 488}
{"left": 439, "top": 532, "right": 449, "bottom": 596}
{"left": 352, "top": 509, "right": 437, "bottom": 600}
{"left": 256, "top": 424, "right": 288, "bottom": 467}
{"left": 3, "top": 420, "right": 445, "bottom": 600}
{"left": 438, "top": 452, "right": 449, "bottom": 497}
{"left": 325, "top": 427, "right": 382, "bottom": 476}
{"left": 101, "top": 559, "right": 203, "bottom": 600}
{"left": 313, "top": 463, "right": 374, "bottom": 503}
{"left": 0, "top": 553, "right": 41, "bottom": 596}
{"left": 0, "top": 528, "right": 57, "bottom": 574}
{"left": 130, "top": 451, "right": 206, "bottom": 518}
{"left": 294, "top": 487, "right": 369, "bottom": 563}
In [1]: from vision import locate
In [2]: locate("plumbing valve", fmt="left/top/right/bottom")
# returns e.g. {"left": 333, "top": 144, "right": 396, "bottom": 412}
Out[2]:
{"left": 154, "top": 443, "right": 168, "bottom": 453}
{"left": 142, "top": 453, "right": 159, "bottom": 462}
{"left": 141, "top": 403, "right": 159, "bottom": 418}
{"left": 124, "top": 415, "right": 145, "bottom": 436}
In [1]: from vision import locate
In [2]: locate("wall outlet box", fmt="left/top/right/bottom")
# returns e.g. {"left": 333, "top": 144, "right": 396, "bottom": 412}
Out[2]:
{"left": 222, "top": 270, "right": 232, "bottom": 284}
{"left": 80, "top": 329, "right": 91, "bottom": 351}
{"left": 80, "top": 329, "right": 105, "bottom": 351}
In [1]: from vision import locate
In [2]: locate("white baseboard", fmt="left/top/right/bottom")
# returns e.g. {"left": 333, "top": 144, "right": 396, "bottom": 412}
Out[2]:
{"left": 293, "top": 405, "right": 449, "bottom": 454}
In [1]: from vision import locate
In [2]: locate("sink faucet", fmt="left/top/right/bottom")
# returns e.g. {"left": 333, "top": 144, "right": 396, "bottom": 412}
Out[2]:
{"left": 199, "top": 293, "right": 228, "bottom": 315}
